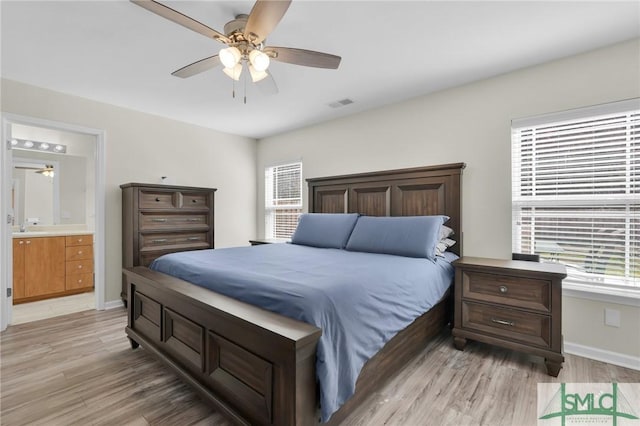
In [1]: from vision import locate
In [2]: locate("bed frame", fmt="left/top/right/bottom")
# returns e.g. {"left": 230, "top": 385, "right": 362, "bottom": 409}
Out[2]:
{"left": 124, "top": 163, "right": 464, "bottom": 425}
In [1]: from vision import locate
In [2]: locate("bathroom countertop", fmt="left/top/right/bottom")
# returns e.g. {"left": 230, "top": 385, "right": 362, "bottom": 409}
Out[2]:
{"left": 12, "top": 229, "right": 94, "bottom": 238}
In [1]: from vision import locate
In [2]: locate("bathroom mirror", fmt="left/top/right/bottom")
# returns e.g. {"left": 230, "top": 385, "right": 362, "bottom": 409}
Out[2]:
{"left": 12, "top": 151, "right": 87, "bottom": 226}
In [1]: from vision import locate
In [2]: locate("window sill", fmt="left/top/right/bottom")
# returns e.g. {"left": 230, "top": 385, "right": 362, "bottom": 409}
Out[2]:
{"left": 562, "top": 280, "right": 640, "bottom": 307}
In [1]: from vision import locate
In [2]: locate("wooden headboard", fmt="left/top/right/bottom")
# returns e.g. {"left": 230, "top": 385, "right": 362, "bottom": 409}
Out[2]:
{"left": 307, "top": 163, "right": 465, "bottom": 256}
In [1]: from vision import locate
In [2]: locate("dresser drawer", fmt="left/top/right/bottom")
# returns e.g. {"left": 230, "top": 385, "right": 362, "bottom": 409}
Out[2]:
{"left": 139, "top": 247, "right": 209, "bottom": 267}
{"left": 66, "top": 259, "right": 94, "bottom": 275}
{"left": 181, "top": 192, "right": 210, "bottom": 210}
{"left": 66, "top": 234, "right": 93, "bottom": 247}
{"left": 139, "top": 232, "right": 209, "bottom": 249}
{"left": 462, "top": 271, "right": 550, "bottom": 312}
{"left": 462, "top": 301, "right": 550, "bottom": 348}
{"left": 66, "top": 272, "right": 94, "bottom": 290}
{"left": 65, "top": 245, "right": 93, "bottom": 261}
{"left": 140, "top": 190, "right": 176, "bottom": 209}
{"left": 139, "top": 213, "right": 209, "bottom": 230}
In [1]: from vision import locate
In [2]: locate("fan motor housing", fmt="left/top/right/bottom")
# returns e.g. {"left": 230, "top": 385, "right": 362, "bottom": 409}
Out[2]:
{"left": 224, "top": 14, "right": 249, "bottom": 38}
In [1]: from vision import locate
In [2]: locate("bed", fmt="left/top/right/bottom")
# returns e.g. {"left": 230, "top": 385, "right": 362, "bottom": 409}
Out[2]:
{"left": 124, "top": 163, "right": 465, "bottom": 425}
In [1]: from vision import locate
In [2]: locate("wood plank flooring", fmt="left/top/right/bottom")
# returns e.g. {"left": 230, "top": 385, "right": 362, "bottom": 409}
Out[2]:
{"left": 1, "top": 308, "right": 638, "bottom": 426}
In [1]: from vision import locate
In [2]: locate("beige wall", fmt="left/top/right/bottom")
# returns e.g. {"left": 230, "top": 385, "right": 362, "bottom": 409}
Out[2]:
{"left": 257, "top": 39, "right": 640, "bottom": 358}
{"left": 2, "top": 79, "right": 258, "bottom": 302}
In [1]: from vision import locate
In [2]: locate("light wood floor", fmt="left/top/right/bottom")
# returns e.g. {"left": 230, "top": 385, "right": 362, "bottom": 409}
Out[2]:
{"left": 11, "top": 291, "right": 95, "bottom": 325}
{"left": 1, "top": 308, "right": 638, "bottom": 426}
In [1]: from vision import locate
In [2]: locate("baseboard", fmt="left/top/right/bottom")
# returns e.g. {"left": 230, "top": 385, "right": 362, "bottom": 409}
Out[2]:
{"left": 104, "top": 299, "right": 125, "bottom": 310}
{"left": 564, "top": 341, "right": 640, "bottom": 371}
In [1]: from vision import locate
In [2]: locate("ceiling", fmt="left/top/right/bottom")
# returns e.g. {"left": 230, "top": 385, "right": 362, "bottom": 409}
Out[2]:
{"left": 2, "top": 1, "right": 639, "bottom": 139}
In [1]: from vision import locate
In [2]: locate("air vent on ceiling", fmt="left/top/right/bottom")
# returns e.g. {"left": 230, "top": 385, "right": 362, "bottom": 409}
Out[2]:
{"left": 328, "top": 98, "right": 354, "bottom": 109}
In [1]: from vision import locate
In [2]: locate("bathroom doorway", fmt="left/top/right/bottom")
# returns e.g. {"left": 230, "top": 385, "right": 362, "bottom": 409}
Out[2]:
{"left": 1, "top": 114, "right": 105, "bottom": 329}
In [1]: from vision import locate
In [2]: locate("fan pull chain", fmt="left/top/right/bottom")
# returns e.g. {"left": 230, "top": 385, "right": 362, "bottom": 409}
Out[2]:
{"left": 243, "top": 63, "right": 247, "bottom": 104}
{"left": 232, "top": 77, "right": 236, "bottom": 99}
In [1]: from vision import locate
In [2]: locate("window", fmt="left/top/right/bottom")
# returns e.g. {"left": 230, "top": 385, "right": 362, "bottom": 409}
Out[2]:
{"left": 512, "top": 99, "right": 639, "bottom": 291}
{"left": 265, "top": 162, "right": 302, "bottom": 240}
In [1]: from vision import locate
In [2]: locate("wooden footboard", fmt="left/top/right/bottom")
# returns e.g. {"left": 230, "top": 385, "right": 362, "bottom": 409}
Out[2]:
{"left": 124, "top": 266, "right": 322, "bottom": 426}
{"left": 125, "top": 266, "right": 450, "bottom": 426}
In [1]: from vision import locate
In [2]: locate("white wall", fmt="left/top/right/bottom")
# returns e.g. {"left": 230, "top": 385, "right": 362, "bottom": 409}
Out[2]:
{"left": 2, "top": 79, "right": 257, "bottom": 302}
{"left": 257, "top": 39, "right": 640, "bottom": 359}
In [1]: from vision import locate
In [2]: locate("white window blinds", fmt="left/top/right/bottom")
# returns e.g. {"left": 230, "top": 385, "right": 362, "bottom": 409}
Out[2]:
{"left": 265, "top": 162, "right": 302, "bottom": 240}
{"left": 512, "top": 99, "right": 639, "bottom": 289}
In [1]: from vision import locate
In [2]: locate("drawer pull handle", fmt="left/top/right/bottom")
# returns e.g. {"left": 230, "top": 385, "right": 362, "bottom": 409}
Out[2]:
{"left": 78, "top": 265, "right": 83, "bottom": 269}
{"left": 491, "top": 318, "right": 514, "bottom": 327}
{"left": 19, "top": 241, "right": 24, "bottom": 245}
{"left": 78, "top": 280, "right": 82, "bottom": 283}
{"left": 191, "top": 199, "right": 197, "bottom": 203}
{"left": 187, "top": 237, "right": 200, "bottom": 241}
{"left": 187, "top": 218, "right": 201, "bottom": 222}
{"left": 151, "top": 239, "right": 168, "bottom": 243}
{"left": 155, "top": 197, "right": 160, "bottom": 202}
{"left": 77, "top": 238, "right": 83, "bottom": 242}
{"left": 151, "top": 218, "right": 167, "bottom": 222}
{"left": 26, "top": 241, "right": 31, "bottom": 244}
{"left": 499, "top": 285, "right": 508, "bottom": 293}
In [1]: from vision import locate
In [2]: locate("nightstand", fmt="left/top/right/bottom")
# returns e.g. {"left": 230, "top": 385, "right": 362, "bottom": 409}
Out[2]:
{"left": 249, "top": 238, "right": 287, "bottom": 246}
{"left": 451, "top": 257, "right": 567, "bottom": 376}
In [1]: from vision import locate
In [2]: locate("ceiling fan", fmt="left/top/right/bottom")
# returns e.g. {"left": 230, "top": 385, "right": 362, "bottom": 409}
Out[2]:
{"left": 131, "top": 0, "right": 341, "bottom": 91}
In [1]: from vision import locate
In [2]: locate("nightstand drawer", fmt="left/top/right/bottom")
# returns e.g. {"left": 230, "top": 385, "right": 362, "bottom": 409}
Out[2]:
{"left": 462, "top": 301, "right": 551, "bottom": 348}
{"left": 462, "top": 271, "right": 550, "bottom": 312}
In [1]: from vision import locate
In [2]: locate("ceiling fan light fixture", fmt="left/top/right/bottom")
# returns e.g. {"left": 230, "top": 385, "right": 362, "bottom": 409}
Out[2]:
{"left": 249, "top": 64, "right": 268, "bottom": 83}
{"left": 249, "top": 49, "right": 270, "bottom": 72}
{"left": 223, "top": 63, "right": 243, "bottom": 81}
{"left": 219, "top": 46, "right": 241, "bottom": 68}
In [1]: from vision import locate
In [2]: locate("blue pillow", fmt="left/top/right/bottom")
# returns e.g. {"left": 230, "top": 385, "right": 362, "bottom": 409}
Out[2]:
{"left": 345, "top": 215, "right": 449, "bottom": 259}
{"left": 291, "top": 213, "right": 359, "bottom": 249}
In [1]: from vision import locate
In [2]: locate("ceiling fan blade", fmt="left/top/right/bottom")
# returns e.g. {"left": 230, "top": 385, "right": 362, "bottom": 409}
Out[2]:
{"left": 265, "top": 47, "right": 341, "bottom": 69}
{"left": 131, "top": 0, "right": 230, "bottom": 44}
{"left": 244, "top": 0, "right": 292, "bottom": 44}
{"left": 172, "top": 55, "right": 221, "bottom": 78}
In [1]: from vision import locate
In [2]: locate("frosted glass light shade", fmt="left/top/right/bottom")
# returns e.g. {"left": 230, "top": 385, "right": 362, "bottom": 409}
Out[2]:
{"left": 219, "top": 47, "right": 241, "bottom": 68}
{"left": 249, "top": 65, "right": 268, "bottom": 82}
{"left": 223, "top": 63, "right": 243, "bottom": 81}
{"left": 249, "top": 50, "right": 270, "bottom": 72}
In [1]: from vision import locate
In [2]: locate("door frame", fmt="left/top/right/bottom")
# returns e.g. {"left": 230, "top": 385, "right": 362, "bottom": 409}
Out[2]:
{"left": 1, "top": 113, "right": 106, "bottom": 330}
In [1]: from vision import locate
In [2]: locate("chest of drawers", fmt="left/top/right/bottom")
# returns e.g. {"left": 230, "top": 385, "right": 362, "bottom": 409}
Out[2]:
{"left": 121, "top": 183, "right": 216, "bottom": 302}
{"left": 451, "top": 257, "right": 566, "bottom": 376}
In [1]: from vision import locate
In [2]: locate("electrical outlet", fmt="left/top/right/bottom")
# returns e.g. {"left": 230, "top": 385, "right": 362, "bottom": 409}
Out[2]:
{"left": 604, "top": 308, "right": 621, "bottom": 328}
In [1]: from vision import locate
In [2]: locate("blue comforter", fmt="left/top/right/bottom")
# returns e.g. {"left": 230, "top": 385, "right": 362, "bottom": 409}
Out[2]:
{"left": 150, "top": 243, "right": 455, "bottom": 422}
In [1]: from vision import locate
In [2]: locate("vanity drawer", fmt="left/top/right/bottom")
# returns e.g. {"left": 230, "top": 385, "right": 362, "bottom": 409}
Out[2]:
{"left": 66, "top": 234, "right": 93, "bottom": 247}
{"left": 462, "top": 270, "right": 551, "bottom": 313}
{"left": 139, "top": 213, "right": 209, "bottom": 230}
{"left": 66, "top": 259, "right": 94, "bottom": 275}
{"left": 462, "top": 301, "right": 551, "bottom": 348}
{"left": 66, "top": 272, "right": 94, "bottom": 290}
{"left": 65, "top": 245, "right": 93, "bottom": 261}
